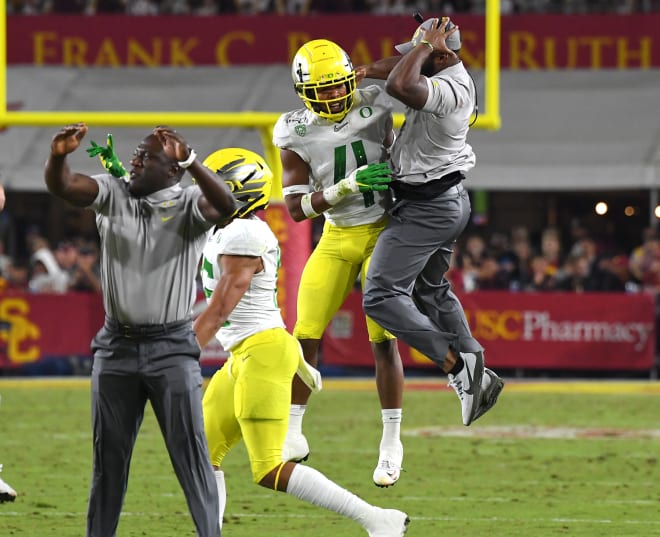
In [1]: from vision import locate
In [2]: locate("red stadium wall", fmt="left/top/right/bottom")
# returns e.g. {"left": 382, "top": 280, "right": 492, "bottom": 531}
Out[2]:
{"left": 0, "top": 289, "right": 655, "bottom": 372}
{"left": 0, "top": 292, "right": 105, "bottom": 367}
{"left": 6, "top": 14, "right": 659, "bottom": 69}
{"left": 324, "top": 290, "right": 656, "bottom": 371}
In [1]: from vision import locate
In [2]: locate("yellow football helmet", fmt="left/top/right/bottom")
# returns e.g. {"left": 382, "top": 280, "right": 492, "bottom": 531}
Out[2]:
{"left": 203, "top": 148, "right": 273, "bottom": 218}
{"left": 291, "top": 39, "right": 357, "bottom": 122}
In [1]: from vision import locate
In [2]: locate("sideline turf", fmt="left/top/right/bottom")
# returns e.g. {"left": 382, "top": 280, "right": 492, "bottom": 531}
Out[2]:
{"left": 1, "top": 378, "right": 659, "bottom": 537}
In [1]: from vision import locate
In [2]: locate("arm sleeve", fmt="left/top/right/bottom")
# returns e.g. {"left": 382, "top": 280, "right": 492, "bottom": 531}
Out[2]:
{"left": 86, "top": 173, "right": 117, "bottom": 212}
{"left": 422, "top": 76, "right": 472, "bottom": 115}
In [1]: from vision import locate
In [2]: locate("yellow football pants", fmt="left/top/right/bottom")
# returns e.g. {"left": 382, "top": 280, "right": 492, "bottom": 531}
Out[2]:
{"left": 203, "top": 327, "right": 299, "bottom": 483}
{"left": 293, "top": 219, "right": 394, "bottom": 343}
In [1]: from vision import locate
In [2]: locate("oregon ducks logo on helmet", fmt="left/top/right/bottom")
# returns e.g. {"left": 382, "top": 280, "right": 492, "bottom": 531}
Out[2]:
{"left": 291, "top": 39, "right": 357, "bottom": 122}
{"left": 202, "top": 148, "right": 273, "bottom": 218}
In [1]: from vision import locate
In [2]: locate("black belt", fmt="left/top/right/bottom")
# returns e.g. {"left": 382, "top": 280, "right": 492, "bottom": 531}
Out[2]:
{"left": 104, "top": 317, "right": 191, "bottom": 338}
{"left": 392, "top": 171, "right": 464, "bottom": 201}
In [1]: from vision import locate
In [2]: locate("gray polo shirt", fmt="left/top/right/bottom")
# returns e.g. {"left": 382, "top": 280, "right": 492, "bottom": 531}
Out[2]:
{"left": 88, "top": 174, "right": 214, "bottom": 325}
{"left": 390, "top": 62, "right": 476, "bottom": 185}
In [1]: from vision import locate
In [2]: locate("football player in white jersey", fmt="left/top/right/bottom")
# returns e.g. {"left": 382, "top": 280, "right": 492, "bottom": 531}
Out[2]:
{"left": 195, "top": 148, "right": 410, "bottom": 537}
{"left": 272, "top": 39, "right": 406, "bottom": 487}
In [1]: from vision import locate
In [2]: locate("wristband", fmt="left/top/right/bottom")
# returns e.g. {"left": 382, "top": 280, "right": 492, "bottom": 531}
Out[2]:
{"left": 322, "top": 182, "right": 344, "bottom": 206}
{"left": 323, "top": 177, "right": 356, "bottom": 206}
{"left": 300, "top": 193, "right": 320, "bottom": 219}
{"left": 178, "top": 149, "right": 197, "bottom": 169}
{"left": 419, "top": 40, "right": 434, "bottom": 51}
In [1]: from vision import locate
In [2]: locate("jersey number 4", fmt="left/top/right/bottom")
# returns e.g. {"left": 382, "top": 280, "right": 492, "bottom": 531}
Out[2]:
{"left": 334, "top": 141, "right": 375, "bottom": 208}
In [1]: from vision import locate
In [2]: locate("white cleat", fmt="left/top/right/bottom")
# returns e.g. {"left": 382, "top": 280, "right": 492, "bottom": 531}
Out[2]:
{"left": 282, "top": 432, "right": 310, "bottom": 463}
{"left": 365, "top": 508, "right": 410, "bottom": 537}
{"left": 373, "top": 442, "right": 403, "bottom": 487}
{"left": 373, "top": 460, "right": 401, "bottom": 488}
{"left": 0, "top": 465, "right": 17, "bottom": 503}
{"left": 448, "top": 351, "right": 484, "bottom": 426}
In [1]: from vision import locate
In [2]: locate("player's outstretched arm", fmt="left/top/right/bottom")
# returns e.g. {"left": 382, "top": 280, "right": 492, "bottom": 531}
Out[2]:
{"left": 45, "top": 123, "right": 99, "bottom": 208}
{"left": 355, "top": 57, "right": 402, "bottom": 83}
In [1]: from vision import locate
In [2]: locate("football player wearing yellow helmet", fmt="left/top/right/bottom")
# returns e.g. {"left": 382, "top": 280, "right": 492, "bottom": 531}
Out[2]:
{"left": 274, "top": 39, "right": 406, "bottom": 489}
{"left": 202, "top": 147, "right": 272, "bottom": 218}
{"left": 292, "top": 39, "right": 357, "bottom": 122}
{"left": 195, "top": 148, "right": 409, "bottom": 537}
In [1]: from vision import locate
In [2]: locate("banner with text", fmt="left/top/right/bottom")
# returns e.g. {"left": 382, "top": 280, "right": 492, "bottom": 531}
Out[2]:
{"left": 7, "top": 14, "right": 657, "bottom": 69}
{"left": 324, "top": 290, "right": 656, "bottom": 371}
{"left": 0, "top": 292, "right": 105, "bottom": 367}
{"left": 0, "top": 291, "right": 241, "bottom": 369}
{"left": 1, "top": 289, "right": 655, "bottom": 371}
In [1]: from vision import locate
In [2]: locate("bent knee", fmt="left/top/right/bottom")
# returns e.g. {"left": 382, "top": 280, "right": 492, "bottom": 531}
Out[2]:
{"left": 363, "top": 290, "right": 390, "bottom": 314}
{"left": 252, "top": 463, "right": 277, "bottom": 485}
{"left": 253, "top": 460, "right": 286, "bottom": 487}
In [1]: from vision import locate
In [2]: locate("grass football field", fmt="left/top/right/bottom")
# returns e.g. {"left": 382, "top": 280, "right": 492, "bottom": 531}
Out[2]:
{"left": 1, "top": 377, "right": 659, "bottom": 536}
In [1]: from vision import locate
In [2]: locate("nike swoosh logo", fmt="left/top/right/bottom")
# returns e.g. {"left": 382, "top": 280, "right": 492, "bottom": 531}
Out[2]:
{"left": 464, "top": 361, "right": 475, "bottom": 395}
{"left": 161, "top": 215, "right": 174, "bottom": 222}
{"left": 334, "top": 122, "right": 348, "bottom": 132}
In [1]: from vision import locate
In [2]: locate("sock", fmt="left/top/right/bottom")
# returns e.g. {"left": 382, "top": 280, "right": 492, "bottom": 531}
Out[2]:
{"left": 285, "top": 463, "right": 375, "bottom": 528}
{"left": 214, "top": 470, "right": 226, "bottom": 529}
{"left": 288, "top": 404, "right": 307, "bottom": 435}
{"left": 380, "top": 409, "right": 402, "bottom": 453}
{"left": 449, "top": 356, "right": 465, "bottom": 375}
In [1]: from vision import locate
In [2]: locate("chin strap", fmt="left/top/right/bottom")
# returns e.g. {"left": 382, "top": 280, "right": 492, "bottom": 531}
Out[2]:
{"left": 86, "top": 133, "right": 127, "bottom": 178}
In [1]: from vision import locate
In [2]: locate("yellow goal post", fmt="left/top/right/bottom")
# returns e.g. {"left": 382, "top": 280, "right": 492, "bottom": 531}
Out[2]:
{"left": 0, "top": 1, "right": 500, "bottom": 197}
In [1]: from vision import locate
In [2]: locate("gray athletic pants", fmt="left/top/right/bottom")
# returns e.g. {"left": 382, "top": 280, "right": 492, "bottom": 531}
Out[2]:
{"left": 87, "top": 319, "right": 220, "bottom": 537}
{"left": 363, "top": 183, "right": 483, "bottom": 367}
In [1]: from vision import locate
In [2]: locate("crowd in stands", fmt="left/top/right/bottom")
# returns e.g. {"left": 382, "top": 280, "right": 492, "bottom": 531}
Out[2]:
{"left": 6, "top": 0, "right": 660, "bottom": 15}
{"left": 1, "top": 219, "right": 660, "bottom": 296}
{"left": 313, "top": 214, "right": 657, "bottom": 297}
{"left": 0, "top": 229, "right": 101, "bottom": 294}
{"left": 444, "top": 225, "right": 650, "bottom": 294}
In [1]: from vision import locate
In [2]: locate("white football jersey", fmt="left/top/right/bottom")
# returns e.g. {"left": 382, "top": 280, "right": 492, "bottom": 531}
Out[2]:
{"left": 200, "top": 216, "right": 284, "bottom": 351}
{"left": 273, "top": 85, "right": 394, "bottom": 227}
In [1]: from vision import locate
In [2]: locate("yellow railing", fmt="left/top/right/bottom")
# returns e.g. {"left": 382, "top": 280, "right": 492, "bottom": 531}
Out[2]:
{"left": 0, "top": 1, "right": 501, "bottom": 196}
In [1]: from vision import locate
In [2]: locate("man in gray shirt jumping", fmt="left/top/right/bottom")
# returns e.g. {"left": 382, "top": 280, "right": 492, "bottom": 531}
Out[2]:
{"left": 44, "top": 123, "right": 236, "bottom": 537}
{"left": 360, "top": 17, "right": 504, "bottom": 427}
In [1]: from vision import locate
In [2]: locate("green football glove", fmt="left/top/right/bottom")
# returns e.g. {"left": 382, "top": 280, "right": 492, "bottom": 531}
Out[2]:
{"left": 86, "top": 134, "right": 127, "bottom": 178}
{"left": 323, "top": 162, "right": 393, "bottom": 206}
{"left": 354, "top": 162, "right": 393, "bottom": 192}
